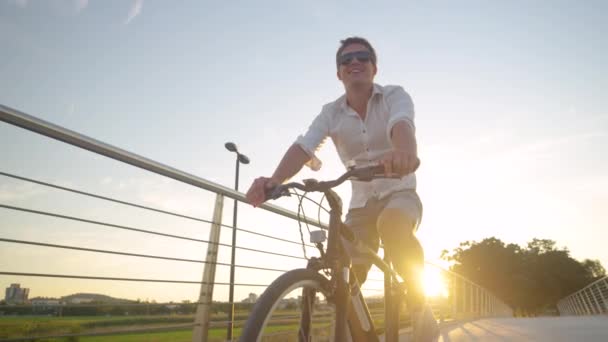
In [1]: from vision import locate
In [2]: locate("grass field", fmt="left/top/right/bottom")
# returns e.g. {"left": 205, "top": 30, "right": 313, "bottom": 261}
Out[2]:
{"left": 0, "top": 307, "right": 415, "bottom": 341}
{"left": 0, "top": 315, "right": 225, "bottom": 341}
{"left": 0, "top": 313, "right": 319, "bottom": 341}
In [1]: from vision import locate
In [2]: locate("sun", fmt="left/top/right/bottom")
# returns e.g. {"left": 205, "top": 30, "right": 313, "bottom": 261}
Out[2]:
{"left": 422, "top": 266, "right": 449, "bottom": 298}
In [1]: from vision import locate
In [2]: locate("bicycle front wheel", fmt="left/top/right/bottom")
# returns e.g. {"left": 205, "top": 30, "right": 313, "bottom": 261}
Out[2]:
{"left": 239, "top": 268, "right": 340, "bottom": 342}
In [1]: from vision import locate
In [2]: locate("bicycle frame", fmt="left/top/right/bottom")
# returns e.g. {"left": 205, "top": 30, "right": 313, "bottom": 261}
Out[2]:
{"left": 304, "top": 187, "right": 405, "bottom": 342}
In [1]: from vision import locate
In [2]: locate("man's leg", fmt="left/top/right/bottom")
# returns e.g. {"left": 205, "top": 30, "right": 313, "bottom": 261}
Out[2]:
{"left": 376, "top": 206, "right": 425, "bottom": 310}
{"left": 344, "top": 204, "right": 381, "bottom": 286}
{"left": 377, "top": 191, "right": 439, "bottom": 341}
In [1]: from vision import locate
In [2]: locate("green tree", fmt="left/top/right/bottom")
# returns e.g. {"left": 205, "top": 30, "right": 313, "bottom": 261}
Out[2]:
{"left": 581, "top": 259, "right": 606, "bottom": 279}
{"left": 442, "top": 237, "right": 603, "bottom": 314}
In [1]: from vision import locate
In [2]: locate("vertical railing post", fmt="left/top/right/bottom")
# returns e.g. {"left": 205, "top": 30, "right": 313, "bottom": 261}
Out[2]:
{"left": 451, "top": 277, "right": 458, "bottom": 319}
{"left": 566, "top": 298, "right": 575, "bottom": 315}
{"left": 571, "top": 296, "right": 580, "bottom": 315}
{"left": 599, "top": 280, "right": 608, "bottom": 312}
{"left": 463, "top": 282, "right": 467, "bottom": 315}
{"left": 575, "top": 293, "right": 585, "bottom": 315}
{"left": 576, "top": 296, "right": 583, "bottom": 315}
{"left": 579, "top": 292, "right": 591, "bottom": 315}
{"left": 583, "top": 288, "right": 597, "bottom": 314}
{"left": 475, "top": 286, "right": 480, "bottom": 316}
{"left": 469, "top": 282, "right": 473, "bottom": 317}
{"left": 588, "top": 287, "right": 602, "bottom": 314}
{"left": 192, "top": 194, "right": 224, "bottom": 342}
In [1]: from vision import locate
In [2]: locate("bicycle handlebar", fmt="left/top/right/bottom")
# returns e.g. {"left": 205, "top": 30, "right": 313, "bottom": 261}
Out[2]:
{"left": 266, "top": 164, "right": 402, "bottom": 201}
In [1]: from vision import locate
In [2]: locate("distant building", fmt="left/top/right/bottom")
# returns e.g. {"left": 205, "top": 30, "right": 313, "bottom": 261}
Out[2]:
{"left": 5, "top": 284, "right": 29, "bottom": 304}
{"left": 64, "top": 296, "right": 93, "bottom": 304}
{"left": 241, "top": 293, "right": 258, "bottom": 304}
{"left": 31, "top": 297, "right": 62, "bottom": 311}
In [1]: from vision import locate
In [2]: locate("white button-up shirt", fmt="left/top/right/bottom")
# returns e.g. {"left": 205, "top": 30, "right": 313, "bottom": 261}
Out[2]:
{"left": 295, "top": 83, "right": 417, "bottom": 209}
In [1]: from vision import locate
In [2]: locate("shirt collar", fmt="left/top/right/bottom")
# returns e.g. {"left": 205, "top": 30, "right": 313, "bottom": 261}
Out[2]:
{"left": 339, "top": 83, "right": 383, "bottom": 112}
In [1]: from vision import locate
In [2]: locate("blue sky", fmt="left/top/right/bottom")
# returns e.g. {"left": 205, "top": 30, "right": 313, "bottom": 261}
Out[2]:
{"left": 1, "top": 0, "right": 607, "bottom": 302}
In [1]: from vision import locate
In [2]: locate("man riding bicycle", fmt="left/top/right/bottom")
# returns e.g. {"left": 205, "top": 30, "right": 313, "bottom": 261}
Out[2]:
{"left": 246, "top": 36, "right": 439, "bottom": 341}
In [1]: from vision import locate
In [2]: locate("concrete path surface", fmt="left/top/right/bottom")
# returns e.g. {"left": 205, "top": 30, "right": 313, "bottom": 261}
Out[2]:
{"left": 397, "top": 316, "right": 608, "bottom": 342}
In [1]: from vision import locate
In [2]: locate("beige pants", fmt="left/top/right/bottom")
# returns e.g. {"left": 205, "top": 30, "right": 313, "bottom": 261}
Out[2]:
{"left": 344, "top": 190, "right": 423, "bottom": 283}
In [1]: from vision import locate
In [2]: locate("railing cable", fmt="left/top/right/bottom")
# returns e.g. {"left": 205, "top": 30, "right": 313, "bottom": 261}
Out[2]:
{"left": 0, "top": 171, "right": 315, "bottom": 248}
{"left": 0, "top": 204, "right": 307, "bottom": 260}
{"left": 0, "top": 238, "right": 290, "bottom": 273}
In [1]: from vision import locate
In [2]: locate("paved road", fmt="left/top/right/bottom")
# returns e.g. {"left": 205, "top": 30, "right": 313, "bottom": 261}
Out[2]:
{"left": 398, "top": 316, "right": 608, "bottom": 342}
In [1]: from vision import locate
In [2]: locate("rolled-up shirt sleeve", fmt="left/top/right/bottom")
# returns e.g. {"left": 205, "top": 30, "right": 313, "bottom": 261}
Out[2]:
{"left": 385, "top": 86, "right": 415, "bottom": 140}
{"left": 294, "top": 105, "right": 331, "bottom": 171}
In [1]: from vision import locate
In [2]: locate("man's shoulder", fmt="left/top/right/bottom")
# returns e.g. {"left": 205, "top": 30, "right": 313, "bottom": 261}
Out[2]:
{"left": 319, "top": 94, "right": 346, "bottom": 115}
{"left": 377, "top": 84, "right": 410, "bottom": 96}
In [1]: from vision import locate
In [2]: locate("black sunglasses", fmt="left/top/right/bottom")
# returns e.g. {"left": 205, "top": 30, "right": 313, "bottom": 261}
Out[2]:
{"left": 337, "top": 50, "right": 373, "bottom": 66}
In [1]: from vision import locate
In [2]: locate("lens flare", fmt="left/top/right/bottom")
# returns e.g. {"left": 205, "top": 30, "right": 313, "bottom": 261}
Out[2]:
{"left": 423, "top": 266, "right": 448, "bottom": 298}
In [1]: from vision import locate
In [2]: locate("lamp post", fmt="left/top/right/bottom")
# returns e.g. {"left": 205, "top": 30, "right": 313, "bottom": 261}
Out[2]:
{"left": 224, "top": 142, "right": 249, "bottom": 341}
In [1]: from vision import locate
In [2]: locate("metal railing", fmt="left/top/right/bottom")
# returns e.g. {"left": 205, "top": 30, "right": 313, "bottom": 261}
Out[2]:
{"left": 557, "top": 276, "right": 608, "bottom": 316}
{"left": 0, "top": 104, "right": 512, "bottom": 341}
{"left": 426, "top": 263, "right": 513, "bottom": 322}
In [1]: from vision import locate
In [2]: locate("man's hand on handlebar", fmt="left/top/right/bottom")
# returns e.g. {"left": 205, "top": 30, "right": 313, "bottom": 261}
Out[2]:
{"left": 379, "top": 149, "right": 420, "bottom": 176}
{"left": 246, "top": 176, "right": 279, "bottom": 207}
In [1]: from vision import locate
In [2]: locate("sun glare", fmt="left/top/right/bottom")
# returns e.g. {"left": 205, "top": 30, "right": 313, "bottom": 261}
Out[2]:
{"left": 422, "top": 266, "right": 449, "bottom": 298}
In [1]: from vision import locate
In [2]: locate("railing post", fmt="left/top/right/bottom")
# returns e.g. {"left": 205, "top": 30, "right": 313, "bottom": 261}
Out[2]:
{"left": 452, "top": 279, "right": 457, "bottom": 317}
{"left": 566, "top": 297, "right": 576, "bottom": 315}
{"left": 192, "top": 194, "right": 224, "bottom": 342}
{"left": 599, "top": 280, "right": 608, "bottom": 312}
{"left": 469, "top": 283, "right": 475, "bottom": 316}
{"left": 464, "top": 281, "right": 468, "bottom": 315}
{"left": 575, "top": 293, "right": 586, "bottom": 315}
{"left": 579, "top": 292, "right": 591, "bottom": 315}
{"left": 587, "top": 287, "right": 602, "bottom": 314}
{"left": 571, "top": 294, "right": 579, "bottom": 315}
{"left": 476, "top": 286, "right": 480, "bottom": 316}
{"left": 568, "top": 298, "right": 576, "bottom": 315}
{"left": 484, "top": 293, "right": 488, "bottom": 316}
{"left": 572, "top": 296, "right": 581, "bottom": 315}
{"left": 583, "top": 288, "right": 597, "bottom": 314}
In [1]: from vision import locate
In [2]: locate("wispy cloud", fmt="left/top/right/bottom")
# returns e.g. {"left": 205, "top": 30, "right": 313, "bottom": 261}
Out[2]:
{"left": 99, "top": 176, "right": 214, "bottom": 217}
{"left": 67, "top": 103, "right": 76, "bottom": 116}
{"left": 74, "top": 0, "right": 88, "bottom": 13}
{"left": 11, "top": 0, "right": 28, "bottom": 8}
{"left": 8, "top": 0, "right": 89, "bottom": 14}
{"left": 0, "top": 183, "right": 47, "bottom": 202}
{"left": 125, "top": 0, "right": 144, "bottom": 25}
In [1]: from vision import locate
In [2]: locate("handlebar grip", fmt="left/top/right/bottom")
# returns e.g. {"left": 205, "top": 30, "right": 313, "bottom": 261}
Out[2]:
{"left": 265, "top": 184, "right": 292, "bottom": 201}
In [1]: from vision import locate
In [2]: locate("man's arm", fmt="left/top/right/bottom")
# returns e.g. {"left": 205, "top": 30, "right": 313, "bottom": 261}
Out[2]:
{"left": 381, "top": 86, "right": 419, "bottom": 175}
{"left": 270, "top": 144, "right": 311, "bottom": 184}
{"left": 381, "top": 121, "right": 419, "bottom": 176}
{"left": 247, "top": 105, "right": 330, "bottom": 207}
{"left": 246, "top": 144, "right": 311, "bottom": 207}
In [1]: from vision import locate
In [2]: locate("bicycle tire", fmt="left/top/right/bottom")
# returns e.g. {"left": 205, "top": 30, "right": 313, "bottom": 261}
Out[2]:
{"left": 239, "top": 268, "right": 343, "bottom": 342}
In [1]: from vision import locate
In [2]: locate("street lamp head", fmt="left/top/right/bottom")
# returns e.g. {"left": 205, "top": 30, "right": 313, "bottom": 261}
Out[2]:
{"left": 225, "top": 142, "right": 237, "bottom": 152}
{"left": 238, "top": 154, "right": 250, "bottom": 164}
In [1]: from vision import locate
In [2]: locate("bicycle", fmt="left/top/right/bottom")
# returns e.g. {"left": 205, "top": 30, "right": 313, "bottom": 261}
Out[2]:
{"left": 240, "top": 165, "right": 418, "bottom": 342}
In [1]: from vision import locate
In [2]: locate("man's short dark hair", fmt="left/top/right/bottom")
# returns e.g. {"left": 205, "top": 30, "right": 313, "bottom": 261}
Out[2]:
{"left": 336, "top": 36, "right": 377, "bottom": 69}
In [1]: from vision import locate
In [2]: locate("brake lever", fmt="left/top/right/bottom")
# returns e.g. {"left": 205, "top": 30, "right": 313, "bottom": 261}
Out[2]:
{"left": 267, "top": 185, "right": 291, "bottom": 200}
